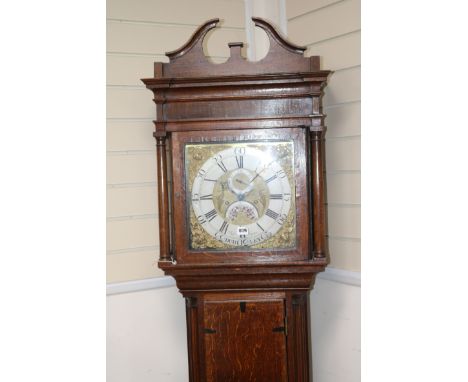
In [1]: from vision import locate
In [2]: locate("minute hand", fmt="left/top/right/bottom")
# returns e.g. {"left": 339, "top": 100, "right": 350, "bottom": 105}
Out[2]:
{"left": 248, "top": 161, "right": 274, "bottom": 184}
{"left": 248, "top": 172, "right": 261, "bottom": 184}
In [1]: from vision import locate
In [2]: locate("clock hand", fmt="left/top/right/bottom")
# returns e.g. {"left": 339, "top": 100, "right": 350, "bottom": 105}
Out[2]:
{"left": 248, "top": 159, "right": 276, "bottom": 184}
{"left": 248, "top": 173, "right": 261, "bottom": 184}
{"left": 234, "top": 179, "right": 251, "bottom": 201}
{"left": 234, "top": 178, "right": 255, "bottom": 199}
{"left": 235, "top": 179, "right": 250, "bottom": 186}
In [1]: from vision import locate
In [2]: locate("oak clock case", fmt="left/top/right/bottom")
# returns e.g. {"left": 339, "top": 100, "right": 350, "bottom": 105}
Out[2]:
{"left": 142, "top": 17, "right": 331, "bottom": 382}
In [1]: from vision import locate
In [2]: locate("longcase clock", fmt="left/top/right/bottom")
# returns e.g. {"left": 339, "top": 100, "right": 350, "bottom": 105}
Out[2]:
{"left": 142, "top": 17, "right": 331, "bottom": 382}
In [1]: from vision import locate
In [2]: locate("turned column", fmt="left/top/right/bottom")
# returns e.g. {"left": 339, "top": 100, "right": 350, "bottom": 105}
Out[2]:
{"left": 154, "top": 132, "right": 171, "bottom": 261}
{"left": 310, "top": 129, "right": 327, "bottom": 260}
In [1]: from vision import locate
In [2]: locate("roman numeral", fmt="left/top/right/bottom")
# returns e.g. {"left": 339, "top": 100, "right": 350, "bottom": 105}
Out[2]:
{"left": 265, "top": 174, "right": 277, "bottom": 184}
{"left": 269, "top": 194, "right": 283, "bottom": 200}
{"left": 199, "top": 194, "right": 213, "bottom": 200}
{"left": 235, "top": 155, "right": 244, "bottom": 168}
{"left": 205, "top": 209, "right": 217, "bottom": 222}
{"left": 265, "top": 209, "right": 279, "bottom": 220}
{"left": 276, "top": 169, "right": 286, "bottom": 178}
{"left": 256, "top": 222, "right": 265, "bottom": 232}
{"left": 204, "top": 178, "right": 217, "bottom": 182}
{"left": 216, "top": 160, "right": 228, "bottom": 173}
{"left": 219, "top": 221, "right": 229, "bottom": 234}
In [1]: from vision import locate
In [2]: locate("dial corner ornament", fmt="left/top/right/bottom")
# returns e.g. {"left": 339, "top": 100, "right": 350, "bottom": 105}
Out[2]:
{"left": 185, "top": 140, "right": 297, "bottom": 251}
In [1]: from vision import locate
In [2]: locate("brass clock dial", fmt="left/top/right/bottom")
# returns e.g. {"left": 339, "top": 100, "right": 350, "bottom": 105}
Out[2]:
{"left": 186, "top": 141, "right": 296, "bottom": 250}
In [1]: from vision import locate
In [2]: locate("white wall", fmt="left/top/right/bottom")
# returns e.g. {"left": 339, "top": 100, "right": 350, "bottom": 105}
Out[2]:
{"left": 287, "top": 0, "right": 361, "bottom": 272}
{"left": 106, "top": 0, "right": 246, "bottom": 283}
{"left": 244, "top": 0, "right": 287, "bottom": 60}
{"left": 107, "top": 273, "right": 360, "bottom": 382}
{"left": 107, "top": 286, "right": 188, "bottom": 382}
{"left": 311, "top": 278, "right": 360, "bottom": 382}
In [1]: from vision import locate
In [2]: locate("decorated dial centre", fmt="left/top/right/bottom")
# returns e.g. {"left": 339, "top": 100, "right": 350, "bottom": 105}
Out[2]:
{"left": 186, "top": 141, "right": 296, "bottom": 250}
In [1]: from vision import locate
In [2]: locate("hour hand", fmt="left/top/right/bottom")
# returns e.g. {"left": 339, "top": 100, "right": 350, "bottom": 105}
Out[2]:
{"left": 235, "top": 178, "right": 250, "bottom": 186}
{"left": 228, "top": 169, "right": 254, "bottom": 197}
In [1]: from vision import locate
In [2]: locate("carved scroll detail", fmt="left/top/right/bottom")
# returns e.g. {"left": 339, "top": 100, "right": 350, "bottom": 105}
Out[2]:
{"left": 251, "top": 17, "right": 306, "bottom": 54}
{"left": 152, "top": 17, "right": 321, "bottom": 78}
{"left": 166, "top": 18, "right": 219, "bottom": 61}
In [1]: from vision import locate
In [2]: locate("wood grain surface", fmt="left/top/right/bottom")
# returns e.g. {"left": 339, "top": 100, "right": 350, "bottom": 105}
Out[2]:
{"left": 203, "top": 299, "right": 287, "bottom": 382}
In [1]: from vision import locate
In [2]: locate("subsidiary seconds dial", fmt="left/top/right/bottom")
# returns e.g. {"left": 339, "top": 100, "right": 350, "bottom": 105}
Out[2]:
{"left": 190, "top": 144, "right": 293, "bottom": 248}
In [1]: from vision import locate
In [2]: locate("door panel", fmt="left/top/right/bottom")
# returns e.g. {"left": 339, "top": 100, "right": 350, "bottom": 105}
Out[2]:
{"left": 203, "top": 299, "right": 287, "bottom": 382}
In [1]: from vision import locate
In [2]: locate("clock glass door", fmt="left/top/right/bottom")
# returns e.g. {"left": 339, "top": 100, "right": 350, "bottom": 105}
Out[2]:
{"left": 186, "top": 140, "right": 296, "bottom": 251}
{"left": 170, "top": 127, "right": 310, "bottom": 263}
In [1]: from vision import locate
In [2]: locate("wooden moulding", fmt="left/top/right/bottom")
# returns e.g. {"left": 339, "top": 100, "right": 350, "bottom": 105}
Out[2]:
{"left": 142, "top": 24, "right": 330, "bottom": 135}
{"left": 159, "top": 261, "right": 326, "bottom": 292}
{"left": 142, "top": 18, "right": 331, "bottom": 136}
{"left": 148, "top": 17, "right": 321, "bottom": 78}
{"left": 185, "top": 296, "right": 200, "bottom": 382}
